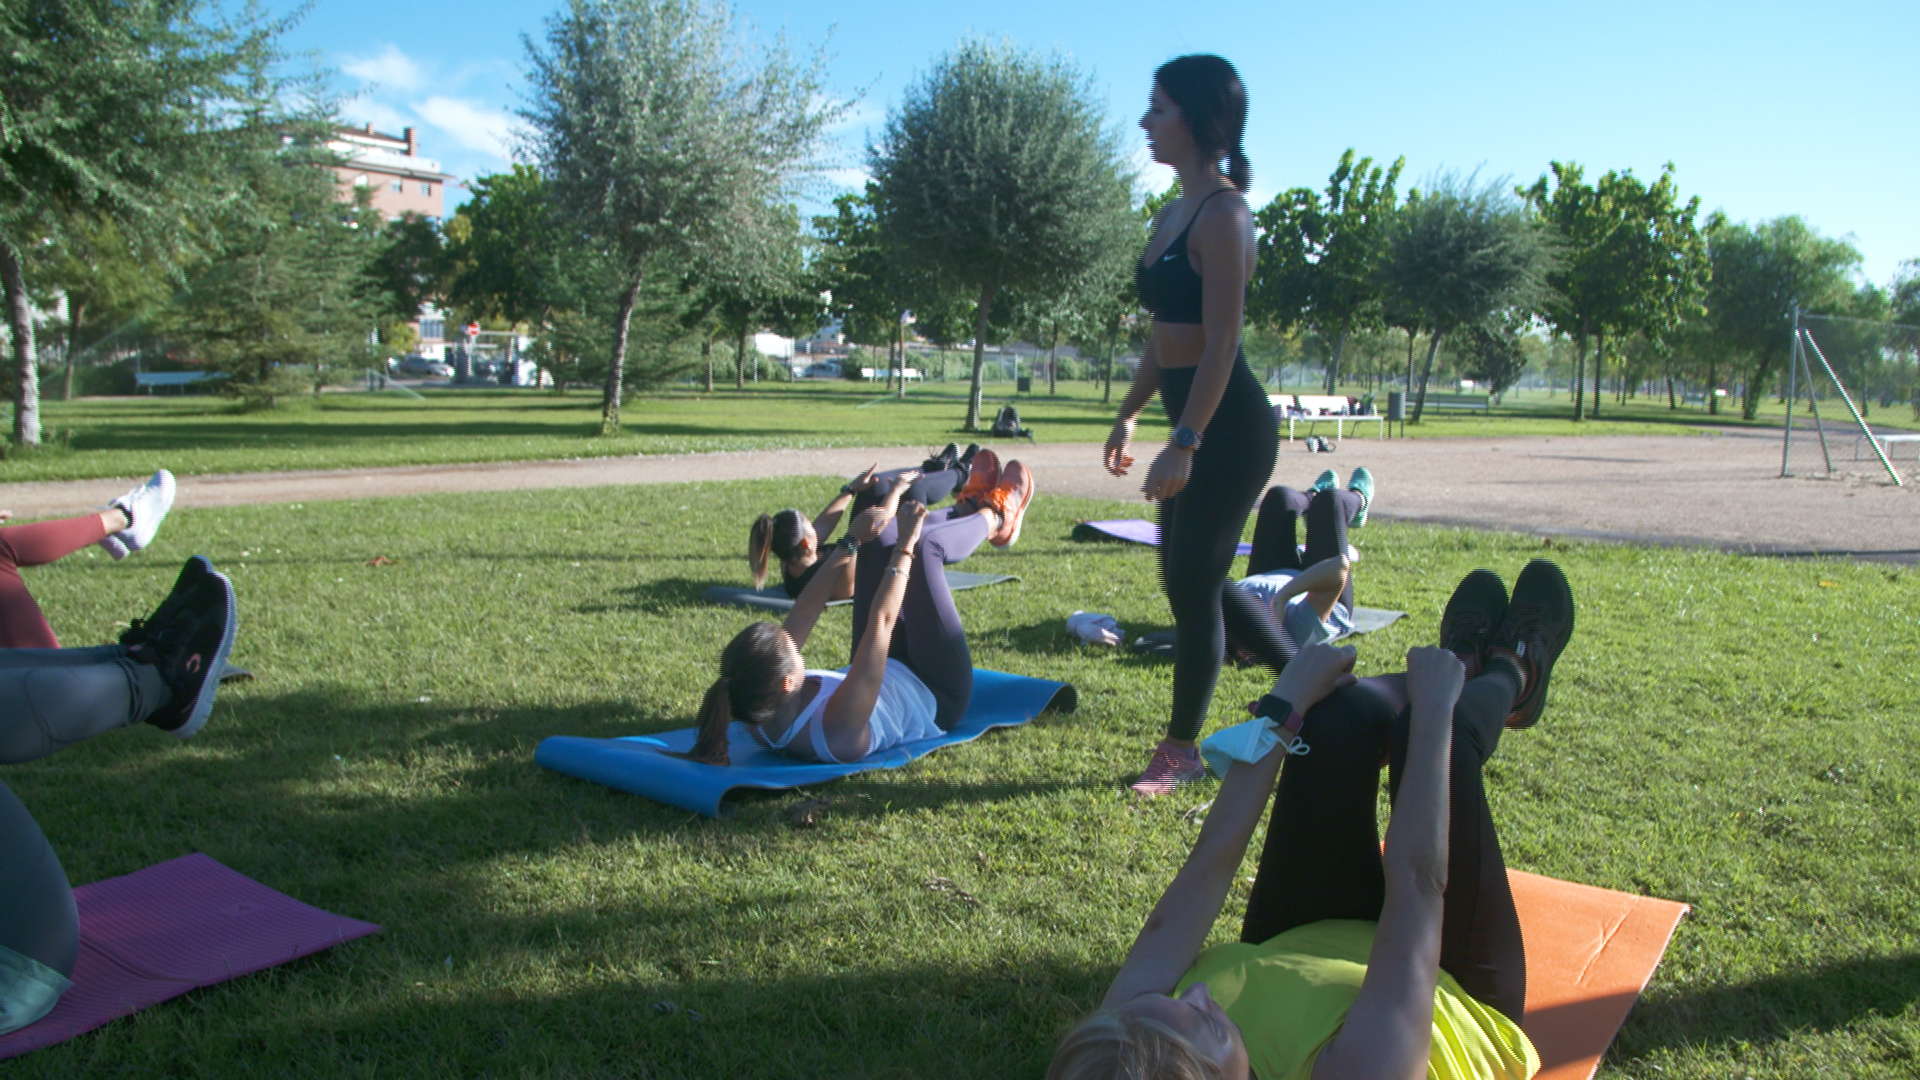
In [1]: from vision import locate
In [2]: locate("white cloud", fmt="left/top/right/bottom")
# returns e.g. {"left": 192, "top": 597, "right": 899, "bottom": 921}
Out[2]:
{"left": 822, "top": 167, "right": 871, "bottom": 192}
{"left": 339, "top": 98, "right": 413, "bottom": 139}
{"left": 342, "top": 44, "right": 426, "bottom": 94}
{"left": 415, "top": 96, "right": 518, "bottom": 161}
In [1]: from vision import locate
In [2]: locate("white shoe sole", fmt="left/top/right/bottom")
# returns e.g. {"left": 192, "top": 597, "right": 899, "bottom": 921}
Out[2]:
{"left": 115, "top": 470, "right": 176, "bottom": 551}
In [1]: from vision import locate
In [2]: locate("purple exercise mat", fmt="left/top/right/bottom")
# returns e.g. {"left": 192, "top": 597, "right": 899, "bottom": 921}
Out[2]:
{"left": 1075, "top": 518, "right": 1253, "bottom": 557}
{"left": 0, "top": 853, "right": 380, "bottom": 1059}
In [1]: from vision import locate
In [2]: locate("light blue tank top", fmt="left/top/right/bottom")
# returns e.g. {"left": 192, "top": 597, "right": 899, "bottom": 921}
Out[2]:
{"left": 762, "top": 663, "right": 940, "bottom": 763}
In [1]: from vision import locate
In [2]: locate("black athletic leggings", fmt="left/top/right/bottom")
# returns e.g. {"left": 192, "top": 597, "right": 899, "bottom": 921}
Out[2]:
{"left": 1247, "top": 485, "right": 1359, "bottom": 612}
{"left": 1158, "top": 352, "right": 1281, "bottom": 743}
{"left": 847, "top": 508, "right": 990, "bottom": 731}
{"left": 854, "top": 468, "right": 962, "bottom": 517}
{"left": 1240, "top": 670, "right": 1527, "bottom": 1020}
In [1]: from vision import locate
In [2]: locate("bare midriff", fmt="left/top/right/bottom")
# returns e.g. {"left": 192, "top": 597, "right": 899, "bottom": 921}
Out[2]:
{"left": 1150, "top": 322, "right": 1208, "bottom": 369}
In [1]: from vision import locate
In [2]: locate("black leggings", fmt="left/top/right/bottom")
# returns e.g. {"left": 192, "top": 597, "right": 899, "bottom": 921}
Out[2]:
{"left": 847, "top": 508, "right": 990, "bottom": 731}
{"left": 1158, "top": 353, "right": 1281, "bottom": 743}
{"left": 853, "top": 468, "right": 962, "bottom": 517}
{"left": 1247, "top": 485, "right": 1358, "bottom": 612}
{"left": 1240, "top": 671, "right": 1527, "bottom": 1020}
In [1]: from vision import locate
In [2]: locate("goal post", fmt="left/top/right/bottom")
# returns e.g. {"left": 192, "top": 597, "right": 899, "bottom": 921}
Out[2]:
{"left": 1780, "top": 307, "right": 1904, "bottom": 486}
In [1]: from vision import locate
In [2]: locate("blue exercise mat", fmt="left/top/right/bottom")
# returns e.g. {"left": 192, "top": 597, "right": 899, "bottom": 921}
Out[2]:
{"left": 535, "top": 669, "right": 1077, "bottom": 817}
{"left": 1073, "top": 518, "right": 1253, "bottom": 557}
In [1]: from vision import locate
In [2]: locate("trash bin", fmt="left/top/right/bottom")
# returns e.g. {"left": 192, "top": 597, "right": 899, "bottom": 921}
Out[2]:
{"left": 1016, "top": 375, "right": 1032, "bottom": 393}
{"left": 1386, "top": 391, "right": 1406, "bottom": 422}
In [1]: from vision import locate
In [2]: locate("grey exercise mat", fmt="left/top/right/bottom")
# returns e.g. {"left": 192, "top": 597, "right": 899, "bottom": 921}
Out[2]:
{"left": 703, "top": 572, "right": 1019, "bottom": 613}
{"left": 1130, "top": 607, "right": 1406, "bottom": 657}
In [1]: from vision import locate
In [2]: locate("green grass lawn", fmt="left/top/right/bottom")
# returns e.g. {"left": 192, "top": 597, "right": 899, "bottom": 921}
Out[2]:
{"left": 6, "top": 479, "right": 1918, "bottom": 1077}
{"left": 7, "top": 377, "right": 1909, "bottom": 483}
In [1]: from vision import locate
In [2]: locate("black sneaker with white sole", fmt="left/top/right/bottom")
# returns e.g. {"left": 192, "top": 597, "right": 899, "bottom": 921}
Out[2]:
{"left": 1485, "top": 559, "right": 1575, "bottom": 730}
{"left": 1439, "top": 569, "right": 1507, "bottom": 671}
{"left": 133, "top": 567, "right": 237, "bottom": 739}
{"left": 120, "top": 556, "right": 215, "bottom": 654}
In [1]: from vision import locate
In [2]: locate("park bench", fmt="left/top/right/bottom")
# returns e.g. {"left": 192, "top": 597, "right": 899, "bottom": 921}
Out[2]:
{"left": 134, "top": 371, "right": 224, "bottom": 394}
{"left": 857, "top": 367, "right": 921, "bottom": 381}
{"left": 1268, "top": 393, "right": 1385, "bottom": 442}
{"left": 1416, "top": 391, "right": 1491, "bottom": 412}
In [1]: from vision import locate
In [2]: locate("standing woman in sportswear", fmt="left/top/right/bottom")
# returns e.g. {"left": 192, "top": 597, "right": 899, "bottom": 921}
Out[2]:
{"left": 1107, "top": 55, "right": 1282, "bottom": 795}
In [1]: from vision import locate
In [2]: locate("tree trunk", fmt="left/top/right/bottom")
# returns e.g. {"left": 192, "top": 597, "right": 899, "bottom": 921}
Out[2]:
{"left": 896, "top": 319, "right": 907, "bottom": 400}
{"left": 964, "top": 281, "right": 998, "bottom": 432}
{"left": 702, "top": 337, "right": 713, "bottom": 392}
{"left": 64, "top": 297, "right": 84, "bottom": 402}
{"left": 1571, "top": 331, "right": 1587, "bottom": 421}
{"left": 0, "top": 242, "right": 41, "bottom": 445}
{"left": 734, "top": 330, "right": 748, "bottom": 389}
{"left": 1324, "top": 327, "right": 1348, "bottom": 395}
{"left": 1411, "top": 330, "right": 1444, "bottom": 422}
{"left": 1103, "top": 317, "right": 1118, "bottom": 404}
{"left": 1403, "top": 329, "right": 1417, "bottom": 399}
{"left": 1590, "top": 332, "right": 1604, "bottom": 419}
{"left": 1667, "top": 372, "right": 1677, "bottom": 410}
{"left": 1707, "top": 358, "right": 1719, "bottom": 415}
{"left": 601, "top": 275, "right": 644, "bottom": 434}
{"left": 1047, "top": 328, "right": 1058, "bottom": 396}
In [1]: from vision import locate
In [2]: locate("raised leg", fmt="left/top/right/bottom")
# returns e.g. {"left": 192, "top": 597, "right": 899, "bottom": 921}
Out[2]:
{"left": 0, "top": 515, "right": 111, "bottom": 649}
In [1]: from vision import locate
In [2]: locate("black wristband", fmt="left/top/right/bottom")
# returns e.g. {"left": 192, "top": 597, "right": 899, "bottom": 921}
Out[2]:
{"left": 838, "top": 536, "right": 860, "bottom": 554}
{"left": 840, "top": 483, "right": 858, "bottom": 496}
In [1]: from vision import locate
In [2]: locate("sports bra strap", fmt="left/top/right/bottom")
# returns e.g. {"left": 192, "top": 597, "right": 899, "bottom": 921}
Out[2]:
{"left": 1176, "top": 187, "right": 1233, "bottom": 243}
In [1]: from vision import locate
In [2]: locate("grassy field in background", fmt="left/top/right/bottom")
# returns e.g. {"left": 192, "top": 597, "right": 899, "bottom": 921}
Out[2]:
{"left": 5, "top": 478, "right": 1917, "bottom": 1078}
{"left": 4, "top": 377, "right": 1910, "bottom": 483}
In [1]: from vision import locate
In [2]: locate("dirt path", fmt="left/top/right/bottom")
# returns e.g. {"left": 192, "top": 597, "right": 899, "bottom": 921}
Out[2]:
{"left": 5, "top": 428, "right": 1915, "bottom": 561}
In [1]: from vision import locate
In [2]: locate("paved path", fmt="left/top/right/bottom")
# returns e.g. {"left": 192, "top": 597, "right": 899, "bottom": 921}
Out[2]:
{"left": 5, "top": 428, "right": 1915, "bottom": 560}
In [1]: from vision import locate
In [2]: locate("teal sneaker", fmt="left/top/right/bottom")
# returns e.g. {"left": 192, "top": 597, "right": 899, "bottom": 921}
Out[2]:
{"left": 1309, "top": 469, "right": 1338, "bottom": 495}
{"left": 1347, "top": 467, "right": 1375, "bottom": 527}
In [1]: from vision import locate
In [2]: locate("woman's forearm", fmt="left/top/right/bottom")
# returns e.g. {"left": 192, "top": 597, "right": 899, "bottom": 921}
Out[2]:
{"left": 1382, "top": 701, "right": 1450, "bottom": 889}
{"left": 1115, "top": 349, "right": 1161, "bottom": 421}
{"left": 813, "top": 492, "right": 854, "bottom": 540}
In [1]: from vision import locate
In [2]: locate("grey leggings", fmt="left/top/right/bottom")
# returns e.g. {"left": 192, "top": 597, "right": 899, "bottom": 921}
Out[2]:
{"left": 0, "top": 646, "right": 168, "bottom": 978}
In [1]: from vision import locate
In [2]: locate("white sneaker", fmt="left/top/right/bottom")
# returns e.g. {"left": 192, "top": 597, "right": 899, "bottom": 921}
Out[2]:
{"left": 100, "top": 533, "right": 130, "bottom": 560}
{"left": 111, "top": 470, "right": 176, "bottom": 552}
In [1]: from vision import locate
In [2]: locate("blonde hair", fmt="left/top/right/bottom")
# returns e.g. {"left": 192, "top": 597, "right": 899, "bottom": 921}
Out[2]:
{"left": 1047, "top": 1009, "right": 1227, "bottom": 1080}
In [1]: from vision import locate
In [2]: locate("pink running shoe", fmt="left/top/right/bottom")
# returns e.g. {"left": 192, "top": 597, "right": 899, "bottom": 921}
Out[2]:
{"left": 1129, "top": 739, "right": 1206, "bottom": 796}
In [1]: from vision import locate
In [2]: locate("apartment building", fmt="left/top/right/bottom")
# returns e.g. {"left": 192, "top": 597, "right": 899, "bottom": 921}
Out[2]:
{"left": 327, "top": 124, "right": 453, "bottom": 222}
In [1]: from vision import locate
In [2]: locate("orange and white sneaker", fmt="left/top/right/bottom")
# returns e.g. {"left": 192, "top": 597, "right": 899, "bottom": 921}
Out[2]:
{"left": 981, "top": 460, "right": 1035, "bottom": 547}
{"left": 952, "top": 447, "right": 1001, "bottom": 510}
{"left": 1130, "top": 739, "right": 1206, "bottom": 796}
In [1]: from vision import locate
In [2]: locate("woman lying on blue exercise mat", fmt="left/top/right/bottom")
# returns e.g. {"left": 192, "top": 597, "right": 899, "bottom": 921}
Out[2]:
{"left": 747, "top": 443, "right": 984, "bottom": 600}
{"left": 695, "top": 458, "right": 1035, "bottom": 766}
{"left": 1049, "top": 560, "right": 1577, "bottom": 1080}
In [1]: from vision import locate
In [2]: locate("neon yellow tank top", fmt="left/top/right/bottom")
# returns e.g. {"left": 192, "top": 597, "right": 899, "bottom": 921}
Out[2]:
{"left": 1176, "top": 919, "right": 1539, "bottom": 1080}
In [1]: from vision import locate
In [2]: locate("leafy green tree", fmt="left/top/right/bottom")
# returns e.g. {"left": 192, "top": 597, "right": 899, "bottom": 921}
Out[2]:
{"left": 696, "top": 202, "right": 817, "bottom": 390}
{"left": 160, "top": 137, "right": 389, "bottom": 403}
{"left": 31, "top": 214, "right": 168, "bottom": 399}
{"left": 521, "top": 0, "right": 836, "bottom": 433}
{"left": 1252, "top": 150, "right": 1403, "bottom": 394}
{"left": 1522, "top": 162, "right": 1708, "bottom": 421}
{"left": 870, "top": 39, "right": 1134, "bottom": 431}
{"left": 0, "top": 0, "right": 285, "bottom": 442}
{"left": 444, "top": 165, "right": 564, "bottom": 327}
{"left": 1705, "top": 214, "right": 1859, "bottom": 419}
{"left": 1378, "top": 174, "right": 1558, "bottom": 420}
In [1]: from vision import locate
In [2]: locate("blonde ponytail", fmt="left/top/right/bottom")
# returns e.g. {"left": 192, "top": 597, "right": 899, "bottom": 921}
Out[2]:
{"left": 690, "top": 678, "right": 734, "bottom": 765}
{"left": 749, "top": 514, "right": 775, "bottom": 589}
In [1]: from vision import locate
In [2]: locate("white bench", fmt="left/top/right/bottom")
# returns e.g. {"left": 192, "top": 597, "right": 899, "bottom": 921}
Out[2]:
{"left": 1853, "top": 431, "right": 1920, "bottom": 467}
{"left": 1269, "top": 394, "right": 1385, "bottom": 442}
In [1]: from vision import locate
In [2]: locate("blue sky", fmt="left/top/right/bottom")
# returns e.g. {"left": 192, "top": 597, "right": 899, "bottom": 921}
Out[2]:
{"left": 278, "top": 0, "right": 1918, "bottom": 284}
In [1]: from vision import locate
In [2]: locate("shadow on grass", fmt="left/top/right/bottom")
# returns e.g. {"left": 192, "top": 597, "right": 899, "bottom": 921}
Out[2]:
{"left": 1615, "top": 953, "right": 1920, "bottom": 1059}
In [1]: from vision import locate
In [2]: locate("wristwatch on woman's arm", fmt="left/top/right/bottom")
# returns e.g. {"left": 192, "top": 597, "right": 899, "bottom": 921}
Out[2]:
{"left": 1171, "top": 425, "right": 1203, "bottom": 451}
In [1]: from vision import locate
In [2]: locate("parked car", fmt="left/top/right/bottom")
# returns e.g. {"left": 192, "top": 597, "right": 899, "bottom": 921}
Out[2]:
{"left": 394, "top": 355, "right": 453, "bottom": 378}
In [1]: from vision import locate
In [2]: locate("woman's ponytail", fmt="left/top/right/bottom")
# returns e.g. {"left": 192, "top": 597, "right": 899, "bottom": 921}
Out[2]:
{"left": 1227, "top": 146, "right": 1252, "bottom": 193}
{"left": 690, "top": 677, "right": 734, "bottom": 765}
{"left": 749, "top": 514, "right": 775, "bottom": 589}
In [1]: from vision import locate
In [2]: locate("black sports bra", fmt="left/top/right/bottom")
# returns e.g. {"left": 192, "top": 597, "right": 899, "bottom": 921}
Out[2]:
{"left": 1136, "top": 188, "right": 1231, "bottom": 325}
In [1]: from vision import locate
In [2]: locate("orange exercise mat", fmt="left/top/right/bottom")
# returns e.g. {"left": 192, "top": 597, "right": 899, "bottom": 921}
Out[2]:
{"left": 1512, "top": 869, "right": 1689, "bottom": 1080}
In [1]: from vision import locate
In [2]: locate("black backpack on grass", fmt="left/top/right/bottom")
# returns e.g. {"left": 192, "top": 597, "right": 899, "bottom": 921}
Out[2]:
{"left": 992, "top": 403, "right": 1035, "bottom": 442}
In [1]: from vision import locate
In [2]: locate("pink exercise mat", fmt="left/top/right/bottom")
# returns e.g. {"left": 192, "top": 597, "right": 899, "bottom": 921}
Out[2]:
{"left": 0, "top": 853, "right": 379, "bottom": 1059}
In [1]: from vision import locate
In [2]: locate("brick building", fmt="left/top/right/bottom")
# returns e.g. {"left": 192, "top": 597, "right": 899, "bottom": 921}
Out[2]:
{"left": 327, "top": 124, "right": 453, "bottom": 222}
